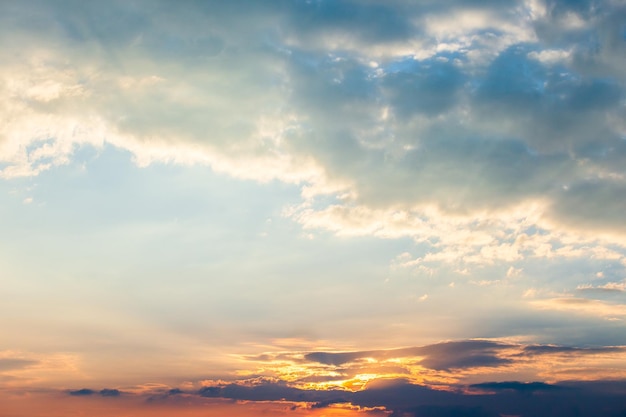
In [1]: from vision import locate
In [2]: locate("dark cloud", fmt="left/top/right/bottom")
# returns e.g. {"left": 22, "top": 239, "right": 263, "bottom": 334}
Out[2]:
{"left": 559, "top": 379, "right": 626, "bottom": 394}
{"left": 523, "top": 344, "right": 626, "bottom": 355}
{"left": 189, "top": 377, "right": 626, "bottom": 417}
{"left": 475, "top": 45, "right": 547, "bottom": 110}
{"left": 198, "top": 381, "right": 348, "bottom": 404}
{"left": 68, "top": 388, "right": 122, "bottom": 397}
{"left": 99, "top": 388, "right": 121, "bottom": 397}
{"left": 304, "top": 351, "right": 365, "bottom": 366}
{"left": 545, "top": 0, "right": 598, "bottom": 17}
{"left": 3, "top": 0, "right": 625, "bottom": 237}
{"left": 58, "top": 337, "right": 626, "bottom": 416}
{"left": 416, "top": 340, "right": 512, "bottom": 371}
{"left": 304, "top": 340, "right": 512, "bottom": 371}
{"left": 281, "top": 38, "right": 624, "bottom": 226}
{"left": 389, "top": 405, "right": 500, "bottom": 417}
{"left": 68, "top": 388, "right": 95, "bottom": 396}
{"left": 287, "top": 0, "right": 415, "bottom": 45}
{"left": 548, "top": 180, "right": 626, "bottom": 233}
{"left": 382, "top": 58, "right": 466, "bottom": 117}
{"left": 470, "top": 381, "right": 562, "bottom": 393}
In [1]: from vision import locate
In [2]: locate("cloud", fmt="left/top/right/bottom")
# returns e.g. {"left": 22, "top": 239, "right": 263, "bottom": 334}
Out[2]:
{"left": 416, "top": 341, "right": 513, "bottom": 371}
{"left": 68, "top": 388, "right": 95, "bottom": 396}
{"left": 2, "top": 0, "right": 626, "bottom": 386}
{"left": 523, "top": 344, "right": 626, "bottom": 355}
{"left": 22, "top": 338, "right": 626, "bottom": 416}
{"left": 100, "top": 388, "right": 121, "bottom": 397}
{"left": 2, "top": 0, "right": 624, "bottom": 249}
{"left": 0, "top": 358, "right": 38, "bottom": 372}
{"left": 11, "top": 380, "right": 626, "bottom": 417}
{"left": 68, "top": 388, "right": 122, "bottom": 397}
{"left": 381, "top": 58, "right": 465, "bottom": 117}
{"left": 170, "top": 377, "right": 626, "bottom": 417}
{"left": 532, "top": 297, "right": 626, "bottom": 319}
{"left": 3, "top": 2, "right": 626, "bottom": 415}
{"left": 577, "top": 281, "right": 626, "bottom": 293}
{"left": 469, "top": 381, "right": 562, "bottom": 393}
{"left": 241, "top": 339, "right": 626, "bottom": 391}
{"left": 301, "top": 340, "right": 512, "bottom": 371}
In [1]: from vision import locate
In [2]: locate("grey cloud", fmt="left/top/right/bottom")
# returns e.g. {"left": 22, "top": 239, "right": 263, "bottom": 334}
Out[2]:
{"left": 189, "top": 377, "right": 626, "bottom": 417}
{"left": 305, "top": 351, "right": 362, "bottom": 366}
{"left": 68, "top": 388, "right": 95, "bottom": 396}
{"left": 280, "top": 0, "right": 527, "bottom": 52}
{"left": 0, "top": 358, "right": 37, "bottom": 371}
{"left": 282, "top": 39, "right": 623, "bottom": 223}
{"left": 280, "top": 340, "right": 626, "bottom": 380}
{"left": 545, "top": 0, "right": 599, "bottom": 18}
{"left": 388, "top": 405, "right": 499, "bottom": 417}
{"left": 559, "top": 379, "right": 626, "bottom": 394}
{"left": 416, "top": 341, "right": 512, "bottom": 371}
{"left": 536, "top": 1, "right": 626, "bottom": 81}
{"left": 197, "top": 381, "right": 347, "bottom": 404}
{"left": 473, "top": 45, "right": 623, "bottom": 154}
{"left": 68, "top": 388, "right": 122, "bottom": 396}
{"left": 100, "top": 388, "right": 121, "bottom": 397}
{"left": 523, "top": 344, "right": 626, "bottom": 355}
{"left": 286, "top": 0, "right": 415, "bottom": 45}
{"left": 548, "top": 180, "right": 626, "bottom": 233}
{"left": 577, "top": 286, "right": 626, "bottom": 294}
{"left": 382, "top": 58, "right": 466, "bottom": 117}
{"left": 304, "top": 340, "right": 512, "bottom": 371}
{"left": 469, "top": 381, "right": 563, "bottom": 393}
{"left": 475, "top": 46, "right": 547, "bottom": 110}
{"left": 2, "top": 0, "right": 626, "bottom": 236}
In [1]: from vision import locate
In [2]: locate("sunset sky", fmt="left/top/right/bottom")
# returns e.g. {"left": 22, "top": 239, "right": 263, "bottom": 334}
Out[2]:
{"left": 2, "top": 1, "right": 626, "bottom": 416}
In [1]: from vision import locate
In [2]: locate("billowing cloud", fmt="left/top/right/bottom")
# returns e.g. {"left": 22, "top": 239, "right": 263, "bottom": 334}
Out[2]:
{"left": 68, "top": 388, "right": 95, "bottom": 396}
{"left": 235, "top": 339, "right": 626, "bottom": 390}
{"left": 60, "top": 375, "right": 626, "bottom": 417}
{"left": 2, "top": 0, "right": 625, "bottom": 249}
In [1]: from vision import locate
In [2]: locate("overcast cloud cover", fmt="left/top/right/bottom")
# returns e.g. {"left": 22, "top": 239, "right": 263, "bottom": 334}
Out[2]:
{"left": 1, "top": 0, "right": 626, "bottom": 416}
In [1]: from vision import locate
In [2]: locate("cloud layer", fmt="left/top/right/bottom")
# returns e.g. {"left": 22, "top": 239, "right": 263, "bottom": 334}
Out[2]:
{"left": 48, "top": 339, "right": 626, "bottom": 417}
{"left": 2, "top": 0, "right": 625, "bottom": 245}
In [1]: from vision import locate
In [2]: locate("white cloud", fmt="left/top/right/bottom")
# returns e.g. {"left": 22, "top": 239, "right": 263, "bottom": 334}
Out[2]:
{"left": 1, "top": 0, "right": 625, "bottom": 269}
{"left": 288, "top": 201, "right": 626, "bottom": 271}
{"left": 527, "top": 48, "right": 571, "bottom": 64}
{"left": 532, "top": 297, "right": 626, "bottom": 320}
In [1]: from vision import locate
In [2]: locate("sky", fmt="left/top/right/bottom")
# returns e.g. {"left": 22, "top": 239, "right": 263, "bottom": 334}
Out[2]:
{"left": 1, "top": 0, "right": 626, "bottom": 416}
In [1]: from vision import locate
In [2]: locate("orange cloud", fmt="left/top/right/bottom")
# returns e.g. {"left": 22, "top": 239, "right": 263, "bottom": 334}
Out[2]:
{"left": 0, "top": 391, "right": 389, "bottom": 417}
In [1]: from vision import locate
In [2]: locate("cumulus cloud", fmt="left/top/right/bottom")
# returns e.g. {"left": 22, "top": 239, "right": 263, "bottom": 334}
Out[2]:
{"left": 237, "top": 339, "right": 626, "bottom": 391}
{"left": 577, "top": 280, "right": 626, "bottom": 293}
{"left": 1, "top": 0, "right": 625, "bottom": 368}
{"left": 301, "top": 340, "right": 512, "bottom": 372}
{"left": 68, "top": 388, "right": 95, "bottom": 396}
{"left": 1, "top": 0, "right": 624, "bottom": 250}
{"left": 16, "top": 378, "right": 626, "bottom": 417}
{"left": 68, "top": 388, "right": 122, "bottom": 397}
{"left": 70, "top": 376, "right": 626, "bottom": 417}
{"left": 37, "top": 338, "right": 626, "bottom": 416}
